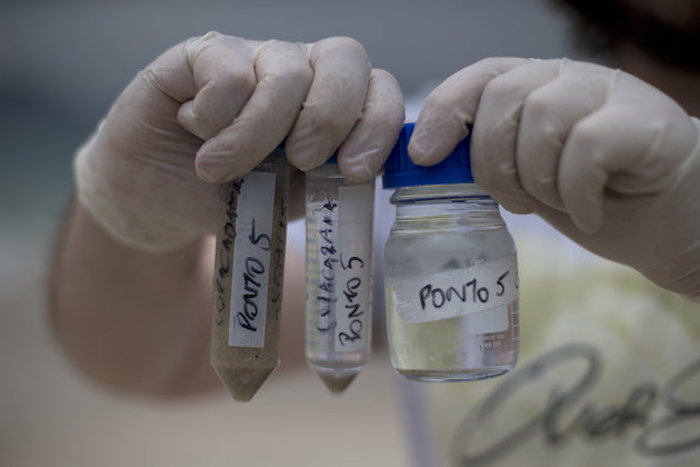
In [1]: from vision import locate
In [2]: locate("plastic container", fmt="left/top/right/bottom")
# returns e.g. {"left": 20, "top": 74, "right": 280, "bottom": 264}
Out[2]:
{"left": 305, "top": 155, "right": 375, "bottom": 393}
{"left": 211, "top": 149, "right": 289, "bottom": 401}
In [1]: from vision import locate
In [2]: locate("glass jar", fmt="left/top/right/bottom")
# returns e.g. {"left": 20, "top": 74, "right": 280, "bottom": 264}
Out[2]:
{"left": 305, "top": 157, "right": 375, "bottom": 393}
{"left": 383, "top": 123, "right": 519, "bottom": 382}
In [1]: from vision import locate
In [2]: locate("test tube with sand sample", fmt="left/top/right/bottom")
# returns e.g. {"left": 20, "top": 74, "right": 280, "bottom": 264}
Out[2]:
{"left": 211, "top": 150, "right": 289, "bottom": 402}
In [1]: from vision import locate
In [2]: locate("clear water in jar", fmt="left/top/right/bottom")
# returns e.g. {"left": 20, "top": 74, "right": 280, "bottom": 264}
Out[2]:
{"left": 384, "top": 222, "right": 519, "bottom": 382}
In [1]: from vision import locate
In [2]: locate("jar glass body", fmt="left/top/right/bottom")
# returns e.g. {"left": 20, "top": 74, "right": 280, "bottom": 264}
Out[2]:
{"left": 383, "top": 183, "right": 519, "bottom": 381}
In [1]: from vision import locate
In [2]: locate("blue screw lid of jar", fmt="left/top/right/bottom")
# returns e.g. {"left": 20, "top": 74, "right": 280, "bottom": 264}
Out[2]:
{"left": 325, "top": 153, "right": 338, "bottom": 165}
{"left": 382, "top": 122, "right": 473, "bottom": 188}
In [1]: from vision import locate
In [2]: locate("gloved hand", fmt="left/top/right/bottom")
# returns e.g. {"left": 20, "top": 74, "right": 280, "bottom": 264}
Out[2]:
{"left": 75, "top": 32, "right": 404, "bottom": 253}
{"left": 409, "top": 57, "right": 700, "bottom": 300}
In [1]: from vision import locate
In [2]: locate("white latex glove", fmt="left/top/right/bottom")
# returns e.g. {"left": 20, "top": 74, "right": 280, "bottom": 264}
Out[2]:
{"left": 409, "top": 57, "right": 700, "bottom": 300}
{"left": 75, "top": 32, "right": 404, "bottom": 252}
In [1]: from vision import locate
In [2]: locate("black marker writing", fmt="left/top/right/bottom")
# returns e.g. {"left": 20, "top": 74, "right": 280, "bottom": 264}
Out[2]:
{"left": 236, "top": 219, "right": 269, "bottom": 333}
{"left": 337, "top": 254, "right": 366, "bottom": 346}
{"left": 214, "top": 180, "right": 243, "bottom": 326}
{"left": 449, "top": 344, "right": 700, "bottom": 465}
{"left": 317, "top": 197, "right": 338, "bottom": 333}
{"left": 418, "top": 270, "right": 513, "bottom": 311}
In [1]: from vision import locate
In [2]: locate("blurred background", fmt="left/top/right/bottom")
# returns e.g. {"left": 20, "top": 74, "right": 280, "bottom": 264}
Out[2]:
{"left": 1, "top": 1, "right": 589, "bottom": 465}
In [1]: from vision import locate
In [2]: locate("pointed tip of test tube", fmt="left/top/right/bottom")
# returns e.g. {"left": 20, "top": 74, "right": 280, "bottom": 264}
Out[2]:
{"left": 318, "top": 372, "right": 358, "bottom": 394}
{"left": 215, "top": 367, "right": 275, "bottom": 402}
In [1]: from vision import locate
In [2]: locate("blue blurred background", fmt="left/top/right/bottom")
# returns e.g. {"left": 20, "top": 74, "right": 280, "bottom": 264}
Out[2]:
{"left": 1, "top": 1, "right": 588, "bottom": 465}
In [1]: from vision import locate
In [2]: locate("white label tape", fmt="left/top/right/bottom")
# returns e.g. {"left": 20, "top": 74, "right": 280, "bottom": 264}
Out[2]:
{"left": 228, "top": 171, "right": 276, "bottom": 348}
{"left": 390, "top": 254, "right": 518, "bottom": 324}
{"left": 334, "top": 185, "right": 373, "bottom": 352}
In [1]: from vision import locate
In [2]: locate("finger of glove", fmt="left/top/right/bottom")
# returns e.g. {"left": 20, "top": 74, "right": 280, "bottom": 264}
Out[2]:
{"left": 604, "top": 71, "right": 698, "bottom": 190}
{"left": 337, "top": 69, "right": 405, "bottom": 182}
{"left": 285, "top": 37, "right": 371, "bottom": 171}
{"left": 471, "top": 59, "right": 563, "bottom": 214}
{"left": 102, "top": 41, "right": 201, "bottom": 144}
{"left": 140, "top": 41, "right": 200, "bottom": 103}
{"left": 558, "top": 103, "right": 690, "bottom": 233}
{"left": 195, "top": 40, "right": 313, "bottom": 182}
{"left": 408, "top": 57, "right": 530, "bottom": 166}
{"left": 177, "top": 33, "right": 258, "bottom": 140}
{"left": 516, "top": 61, "right": 612, "bottom": 211}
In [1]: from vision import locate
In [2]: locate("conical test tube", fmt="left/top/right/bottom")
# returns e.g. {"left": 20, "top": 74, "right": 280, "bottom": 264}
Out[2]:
{"left": 210, "top": 150, "right": 289, "bottom": 401}
{"left": 305, "top": 160, "right": 374, "bottom": 393}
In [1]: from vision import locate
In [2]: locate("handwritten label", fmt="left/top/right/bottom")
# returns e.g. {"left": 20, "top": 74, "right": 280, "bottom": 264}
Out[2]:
{"left": 315, "top": 196, "right": 339, "bottom": 335}
{"left": 335, "top": 185, "right": 373, "bottom": 352}
{"left": 213, "top": 180, "right": 241, "bottom": 330}
{"left": 312, "top": 185, "right": 373, "bottom": 353}
{"left": 391, "top": 254, "right": 518, "bottom": 324}
{"left": 228, "top": 171, "right": 276, "bottom": 348}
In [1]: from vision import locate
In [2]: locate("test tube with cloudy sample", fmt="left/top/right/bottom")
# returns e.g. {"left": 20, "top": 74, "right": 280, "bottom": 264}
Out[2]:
{"left": 305, "top": 156, "right": 375, "bottom": 393}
